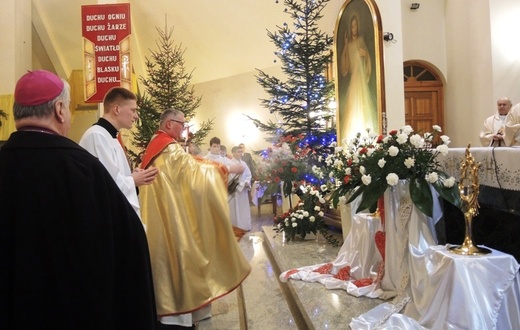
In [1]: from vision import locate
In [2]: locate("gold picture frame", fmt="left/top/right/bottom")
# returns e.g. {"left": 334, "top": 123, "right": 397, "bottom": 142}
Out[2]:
{"left": 334, "top": 0, "right": 386, "bottom": 143}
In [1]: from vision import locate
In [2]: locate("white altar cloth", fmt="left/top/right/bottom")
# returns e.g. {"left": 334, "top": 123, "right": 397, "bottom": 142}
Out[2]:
{"left": 414, "top": 246, "right": 520, "bottom": 329}
{"left": 353, "top": 246, "right": 520, "bottom": 329}
{"left": 437, "top": 147, "right": 520, "bottom": 191}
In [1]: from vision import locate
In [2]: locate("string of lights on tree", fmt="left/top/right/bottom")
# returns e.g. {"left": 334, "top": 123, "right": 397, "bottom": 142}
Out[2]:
{"left": 250, "top": 0, "right": 338, "bottom": 189}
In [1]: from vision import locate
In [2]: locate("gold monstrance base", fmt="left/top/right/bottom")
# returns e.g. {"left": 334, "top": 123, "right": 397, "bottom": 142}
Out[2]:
{"left": 448, "top": 240, "right": 492, "bottom": 256}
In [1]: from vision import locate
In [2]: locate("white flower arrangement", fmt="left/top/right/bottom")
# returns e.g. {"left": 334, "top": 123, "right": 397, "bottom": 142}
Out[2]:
{"left": 321, "top": 125, "right": 461, "bottom": 217}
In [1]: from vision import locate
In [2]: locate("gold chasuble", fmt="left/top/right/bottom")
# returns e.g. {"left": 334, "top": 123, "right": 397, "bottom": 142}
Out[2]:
{"left": 139, "top": 131, "right": 251, "bottom": 316}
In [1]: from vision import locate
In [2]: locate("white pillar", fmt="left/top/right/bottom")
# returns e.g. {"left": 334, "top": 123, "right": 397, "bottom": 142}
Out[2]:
{"left": 0, "top": 0, "right": 32, "bottom": 94}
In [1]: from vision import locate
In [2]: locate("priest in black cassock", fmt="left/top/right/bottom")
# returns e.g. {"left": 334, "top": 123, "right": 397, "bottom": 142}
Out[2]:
{"left": 0, "top": 70, "right": 157, "bottom": 329}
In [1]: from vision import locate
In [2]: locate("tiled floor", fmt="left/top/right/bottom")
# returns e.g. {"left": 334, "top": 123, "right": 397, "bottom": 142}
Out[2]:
{"left": 197, "top": 203, "right": 383, "bottom": 330}
{"left": 197, "top": 203, "right": 291, "bottom": 330}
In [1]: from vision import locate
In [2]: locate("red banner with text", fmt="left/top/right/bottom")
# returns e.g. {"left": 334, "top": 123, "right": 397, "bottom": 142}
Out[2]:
{"left": 81, "top": 4, "right": 131, "bottom": 103}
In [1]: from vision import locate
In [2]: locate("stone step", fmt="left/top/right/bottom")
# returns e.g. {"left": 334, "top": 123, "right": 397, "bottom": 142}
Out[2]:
{"left": 261, "top": 226, "right": 384, "bottom": 329}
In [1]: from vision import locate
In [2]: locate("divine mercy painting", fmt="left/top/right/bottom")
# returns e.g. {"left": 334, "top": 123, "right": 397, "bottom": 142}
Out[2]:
{"left": 335, "top": 0, "right": 384, "bottom": 142}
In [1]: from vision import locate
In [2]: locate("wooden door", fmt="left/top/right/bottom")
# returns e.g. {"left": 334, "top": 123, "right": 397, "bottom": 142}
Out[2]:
{"left": 405, "top": 88, "right": 442, "bottom": 133}
{"left": 404, "top": 61, "right": 444, "bottom": 134}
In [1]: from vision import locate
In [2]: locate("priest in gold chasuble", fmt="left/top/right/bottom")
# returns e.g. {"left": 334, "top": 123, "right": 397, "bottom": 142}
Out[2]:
{"left": 139, "top": 109, "right": 251, "bottom": 325}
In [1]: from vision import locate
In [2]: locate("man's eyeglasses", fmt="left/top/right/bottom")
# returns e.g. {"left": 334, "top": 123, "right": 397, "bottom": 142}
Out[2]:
{"left": 169, "top": 119, "right": 187, "bottom": 128}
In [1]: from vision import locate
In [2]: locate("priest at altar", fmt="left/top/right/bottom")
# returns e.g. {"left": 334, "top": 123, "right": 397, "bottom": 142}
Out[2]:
{"left": 139, "top": 109, "right": 251, "bottom": 328}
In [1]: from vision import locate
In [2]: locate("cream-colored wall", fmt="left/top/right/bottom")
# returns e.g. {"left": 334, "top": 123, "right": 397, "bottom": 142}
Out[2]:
{"left": 400, "top": 0, "right": 520, "bottom": 148}
{"left": 192, "top": 68, "right": 281, "bottom": 153}
{"left": 378, "top": 0, "right": 405, "bottom": 131}
{"left": 193, "top": 0, "right": 406, "bottom": 153}
{"left": 401, "top": 1, "right": 447, "bottom": 78}
{"left": 0, "top": 0, "right": 32, "bottom": 95}
{"left": 445, "top": 0, "right": 494, "bottom": 148}
{"left": 489, "top": 0, "right": 520, "bottom": 104}
{"left": 4, "top": 0, "right": 520, "bottom": 150}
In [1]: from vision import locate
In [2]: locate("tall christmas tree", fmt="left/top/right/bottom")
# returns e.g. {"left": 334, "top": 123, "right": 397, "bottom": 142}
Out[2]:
{"left": 129, "top": 24, "right": 213, "bottom": 165}
{"left": 251, "top": 0, "right": 336, "bottom": 186}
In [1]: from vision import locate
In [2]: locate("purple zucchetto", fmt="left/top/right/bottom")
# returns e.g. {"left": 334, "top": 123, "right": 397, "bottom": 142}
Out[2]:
{"left": 14, "top": 70, "right": 64, "bottom": 106}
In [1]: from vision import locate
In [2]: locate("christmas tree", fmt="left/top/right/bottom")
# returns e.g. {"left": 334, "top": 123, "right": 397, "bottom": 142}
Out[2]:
{"left": 251, "top": 0, "right": 337, "bottom": 187}
{"left": 129, "top": 24, "right": 213, "bottom": 165}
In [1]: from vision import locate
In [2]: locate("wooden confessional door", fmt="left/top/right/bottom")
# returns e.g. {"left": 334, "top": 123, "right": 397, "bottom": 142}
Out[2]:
{"left": 403, "top": 61, "right": 444, "bottom": 134}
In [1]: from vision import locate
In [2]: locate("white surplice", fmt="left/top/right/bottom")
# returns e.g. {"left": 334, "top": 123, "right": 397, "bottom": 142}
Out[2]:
{"left": 228, "top": 158, "right": 252, "bottom": 231}
{"left": 79, "top": 125, "right": 140, "bottom": 218}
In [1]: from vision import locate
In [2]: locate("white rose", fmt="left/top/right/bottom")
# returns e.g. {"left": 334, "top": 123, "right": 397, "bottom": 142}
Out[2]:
{"left": 404, "top": 157, "right": 415, "bottom": 168}
{"left": 386, "top": 173, "right": 399, "bottom": 186}
{"left": 309, "top": 216, "right": 316, "bottom": 222}
{"left": 292, "top": 222, "right": 297, "bottom": 227}
{"left": 436, "top": 144, "right": 449, "bottom": 156}
{"left": 319, "top": 211, "right": 324, "bottom": 217}
{"left": 360, "top": 166, "right": 366, "bottom": 174}
{"left": 319, "top": 197, "right": 325, "bottom": 204}
{"left": 303, "top": 211, "right": 309, "bottom": 217}
{"left": 338, "top": 195, "right": 347, "bottom": 204}
{"left": 383, "top": 136, "right": 391, "bottom": 143}
{"left": 388, "top": 146, "right": 399, "bottom": 157}
{"left": 443, "top": 176, "right": 456, "bottom": 188}
{"left": 329, "top": 171, "right": 334, "bottom": 178}
{"left": 345, "top": 167, "right": 352, "bottom": 175}
{"left": 314, "top": 206, "right": 321, "bottom": 211}
{"left": 426, "top": 172, "right": 439, "bottom": 183}
{"left": 440, "top": 135, "right": 451, "bottom": 145}
{"left": 401, "top": 125, "right": 414, "bottom": 135}
{"left": 432, "top": 125, "right": 442, "bottom": 132}
{"left": 291, "top": 217, "right": 296, "bottom": 222}
{"left": 409, "top": 134, "right": 424, "bottom": 148}
{"left": 362, "top": 174, "right": 372, "bottom": 185}
{"left": 378, "top": 158, "right": 386, "bottom": 168}
{"left": 396, "top": 133, "right": 408, "bottom": 144}
{"left": 366, "top": 148, "right": 375, "bottom": 156}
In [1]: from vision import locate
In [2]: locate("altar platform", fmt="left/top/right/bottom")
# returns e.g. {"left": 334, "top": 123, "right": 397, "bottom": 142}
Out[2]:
{"left": 196, "top": 201, "right": 519, "bottom": 329}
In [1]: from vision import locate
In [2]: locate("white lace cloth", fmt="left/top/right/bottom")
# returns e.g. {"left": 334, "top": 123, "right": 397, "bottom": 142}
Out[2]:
{"left": 437, "top": 147, "right": 520, "bottom": 191}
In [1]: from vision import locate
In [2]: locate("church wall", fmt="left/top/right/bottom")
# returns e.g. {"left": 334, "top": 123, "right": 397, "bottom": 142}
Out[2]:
{"left": 192, "top": 67, "right": 281, "bottom": 153}
{"left": 193, "top": 0, "right": 406, "bottom": 151}
{"left": 3, "top": 0, "right": 520, "bottom": 149}
{"left": 444, "top": 0, "right": 494, "bottom": 148}
{"left": 489, "top": 0, "right": 520, "bottom": 105}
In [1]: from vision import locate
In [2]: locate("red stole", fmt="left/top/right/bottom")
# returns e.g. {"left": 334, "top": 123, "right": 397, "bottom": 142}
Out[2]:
{"left": 140, "top": 131, "right": 176, "bottom": 169}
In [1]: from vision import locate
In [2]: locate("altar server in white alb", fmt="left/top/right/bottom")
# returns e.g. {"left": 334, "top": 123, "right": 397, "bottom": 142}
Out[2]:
{"left": 228, "top": 145, "right": 253, "bottom": 231}
{"left": 79, "top": 87, "right": 158, "bottom": 218}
